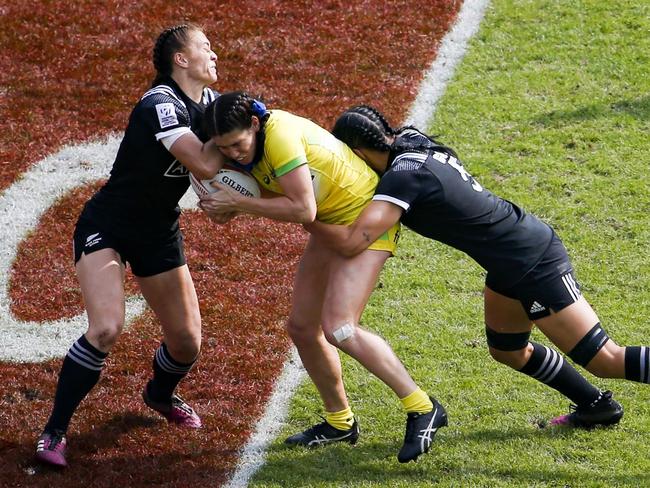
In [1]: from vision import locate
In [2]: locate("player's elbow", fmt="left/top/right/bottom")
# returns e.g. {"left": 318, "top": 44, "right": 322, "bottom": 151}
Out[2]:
{"left": 191, "top": 166, "right": 218, "bottom": 180}
{"left": 294, "top": 200, "right": 317, "bottom": 223}
{"left": 192, "top": 151, "right": 227, "bottom": 180}
{"left": 197, "top": 144, "right": 228, "bottom": 179}
{"left": 296, "top": 210, "right": 317, "bottom": 224}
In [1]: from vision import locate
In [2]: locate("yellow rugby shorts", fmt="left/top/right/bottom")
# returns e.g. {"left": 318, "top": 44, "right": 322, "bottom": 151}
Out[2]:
{"left": 367, "top": 221, "right": 401, "bottom": 255}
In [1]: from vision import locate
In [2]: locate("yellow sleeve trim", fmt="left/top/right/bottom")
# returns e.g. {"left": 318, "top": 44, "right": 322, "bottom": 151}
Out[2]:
{"left": 275, "top": 156, "right": 307, "bottom": 177}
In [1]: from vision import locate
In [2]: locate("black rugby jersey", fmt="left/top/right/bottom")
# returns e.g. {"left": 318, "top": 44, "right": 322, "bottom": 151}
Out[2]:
{"left": 374, "top": 129, "right": 553, "bottom": 287}
{"left": 81, "top": 77, "right": 218, "bottom": 242}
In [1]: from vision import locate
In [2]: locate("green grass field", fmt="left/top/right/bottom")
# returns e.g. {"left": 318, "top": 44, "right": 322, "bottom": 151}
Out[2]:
{"left": 252, "top": 1, "right": 650, "bottom": 486}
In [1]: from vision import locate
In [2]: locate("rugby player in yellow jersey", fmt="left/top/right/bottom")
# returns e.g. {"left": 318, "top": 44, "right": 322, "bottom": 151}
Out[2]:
{"left": 198, "top": 92, "right": 447, "bottom": 462}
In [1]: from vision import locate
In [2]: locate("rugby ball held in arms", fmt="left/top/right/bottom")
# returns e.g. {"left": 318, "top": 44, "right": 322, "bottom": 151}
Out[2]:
{"left": 190, "top": 168, "right": 261, "bottom": 198}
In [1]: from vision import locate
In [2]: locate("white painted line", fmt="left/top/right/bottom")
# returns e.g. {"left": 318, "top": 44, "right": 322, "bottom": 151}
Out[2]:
{"left": 404, "top": 0, "right": 491, "bottom": 129}
{"left": 223, "top": 348, "right": 306, "bottom": 488}
{"left": 225, "top": 1, "right": 491, "bottom": 485}
{"left": 0, "top": 134, "right": 149, "bottom": 362}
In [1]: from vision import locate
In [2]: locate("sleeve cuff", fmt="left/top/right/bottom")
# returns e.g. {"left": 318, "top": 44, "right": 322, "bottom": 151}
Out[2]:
{"left": 373, "top": 194, "right": 410, "bottom": 211}
{"left": 156, "top": 127, "right": 192, "bottom": 150}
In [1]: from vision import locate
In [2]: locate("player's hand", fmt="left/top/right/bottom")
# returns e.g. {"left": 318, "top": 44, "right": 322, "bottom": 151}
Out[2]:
{"left": 198, "top": 182, "right": 240, "bottom": 214}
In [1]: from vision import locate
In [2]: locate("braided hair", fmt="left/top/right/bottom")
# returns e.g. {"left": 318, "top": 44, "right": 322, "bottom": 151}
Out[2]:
{"left": 203, "top": 91, "right": 268, "bottom": 138}
{"left": 391, "top": 125, "right": 459, "bottom": 159}
{"left": 332, "top": 105, "right": 394, "bottom": 152}
{"left": 151, "top": 23, "right": 202, "bottom": 87}
{"left": 333, "top": 105, "right": 458, "bottom": 159}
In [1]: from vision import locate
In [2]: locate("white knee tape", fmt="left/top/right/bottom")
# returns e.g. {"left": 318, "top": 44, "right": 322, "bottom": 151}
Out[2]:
{"left": 332, "top": 323, "right": 356, "bottom": 343}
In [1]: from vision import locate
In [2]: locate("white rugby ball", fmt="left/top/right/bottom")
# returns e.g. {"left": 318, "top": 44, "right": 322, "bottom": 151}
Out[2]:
{"left": 190, "top": 168, "right": 261, "bottom": 198}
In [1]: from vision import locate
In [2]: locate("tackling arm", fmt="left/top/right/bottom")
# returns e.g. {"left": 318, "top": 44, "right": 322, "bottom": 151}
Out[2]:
{"left": 169, "top": 135, "right": 226, "bottom": 180}
{"left": 304, "top": 200, "right": 403, "bottom": 257}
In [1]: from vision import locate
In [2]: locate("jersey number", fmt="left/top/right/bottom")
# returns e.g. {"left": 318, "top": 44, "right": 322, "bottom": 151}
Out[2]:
{"left": 433, "top": 152, "right": 483, "bottom": 192}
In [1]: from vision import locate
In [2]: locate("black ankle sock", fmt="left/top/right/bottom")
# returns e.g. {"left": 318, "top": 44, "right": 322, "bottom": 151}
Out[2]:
{"left": 147, "top": 342, "right": 196, "bottom": 402}
{"left": 44, "top": 335, "right": 107, "bottom": 434}
{"left": 519, "top": 342, "right": 600, "bottom": 406}
{"left": 624, "top": 346, "right": 650, "bottom": 383}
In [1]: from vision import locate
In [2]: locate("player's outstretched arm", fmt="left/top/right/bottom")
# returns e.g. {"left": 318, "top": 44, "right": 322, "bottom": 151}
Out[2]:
{"left": 305, "top": 200, "right": 403, "bottom": 257}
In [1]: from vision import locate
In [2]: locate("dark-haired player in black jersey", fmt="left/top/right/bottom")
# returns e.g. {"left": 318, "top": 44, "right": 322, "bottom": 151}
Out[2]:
{"left": 35, "top": 24, "right": 226, "bottom": 468}
{"left": 307, "top": 105, "right": 649, "bottom": 458}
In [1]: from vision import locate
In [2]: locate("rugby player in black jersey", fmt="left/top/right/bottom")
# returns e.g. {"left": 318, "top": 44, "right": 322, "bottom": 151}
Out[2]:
{"left": 35, "top": 24, "right": 225, "bottom": 468}
{"left": 306, "top": 105, "right": 649, "bottom": 458}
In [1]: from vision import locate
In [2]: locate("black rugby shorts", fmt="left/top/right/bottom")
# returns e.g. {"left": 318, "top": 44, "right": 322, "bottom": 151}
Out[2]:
{"left": 73, "top": 219, "right": 186, "bottom": 277}
{"left": 486, "top": 233, "right": 582, "bottom": 321}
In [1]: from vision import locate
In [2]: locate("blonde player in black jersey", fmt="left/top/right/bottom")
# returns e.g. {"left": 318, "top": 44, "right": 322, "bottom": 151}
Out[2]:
{"left": 35, "top": 24, "right": 225, "bottom": 468}
{"left": 308, "top": 105, "right": 649, "bottom": 440}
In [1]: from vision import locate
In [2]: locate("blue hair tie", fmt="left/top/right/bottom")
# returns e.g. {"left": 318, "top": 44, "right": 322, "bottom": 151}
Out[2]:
{"left": 251, "top": 99, "right": 267, "bottom": 118}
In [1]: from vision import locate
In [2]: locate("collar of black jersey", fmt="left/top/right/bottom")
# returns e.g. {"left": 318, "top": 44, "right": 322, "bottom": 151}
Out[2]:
{"left": 157, "top": 76, "right": 203, "bottom": 110}
{"left": 386, "top": 130, "right": 440, "bottom": 171}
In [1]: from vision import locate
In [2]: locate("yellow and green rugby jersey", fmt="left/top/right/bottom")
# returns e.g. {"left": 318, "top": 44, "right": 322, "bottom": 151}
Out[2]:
{"left": 251, "top": 110, "right": 379, "bottom": 224}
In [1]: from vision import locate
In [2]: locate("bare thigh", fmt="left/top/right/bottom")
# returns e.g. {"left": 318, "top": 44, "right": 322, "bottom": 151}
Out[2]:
{"left": 484, "top": 286, "right": 534, "bottom": 369}
{"left": 321, "top": 249, "right": 390, "bottom": 330}
{"left": 137, "top": 264, "right": 201, "bottom": 362}
{"left": 534, "top": 297, "right": 625, "bottom": 376}
{"left": 287, "top": 235, "right": 332, "bottom": 335}
{"left": 76, "top": 248, "right": 126, "bottom": 352}
{"left": 484, "top": 286, "right": 533, "bottom": 333}
{"left": 487, "top": 287, "right": 625, "bottom": 376}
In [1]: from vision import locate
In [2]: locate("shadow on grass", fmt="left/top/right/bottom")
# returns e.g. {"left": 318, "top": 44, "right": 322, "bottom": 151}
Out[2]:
{"left": 9, "top": 412, "right": 236, "bottom": 488}
{"left": 72, "top": 412, "right": 160, "bottom": 450}
{"left": 16, "top": 449, "right": 235, "bottom": 488}
{"left": 252, "top": 425, "right": 649, "bottom": 487}
{"left": 533, "top": 95, "right": 650, "bottom": 126}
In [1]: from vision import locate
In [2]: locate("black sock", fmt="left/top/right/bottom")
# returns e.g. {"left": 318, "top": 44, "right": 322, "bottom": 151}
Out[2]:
{"left": 519, "top": 342, "right": 601, "bottom": 406}
{"left": 624, "top": 346, "right": 650, "bottom": 383}
{"left": 147, "top": 342, "right": 196, "bottom": 402}
{"left": 44, "top": 335, "right": 108, "bottom": 434}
